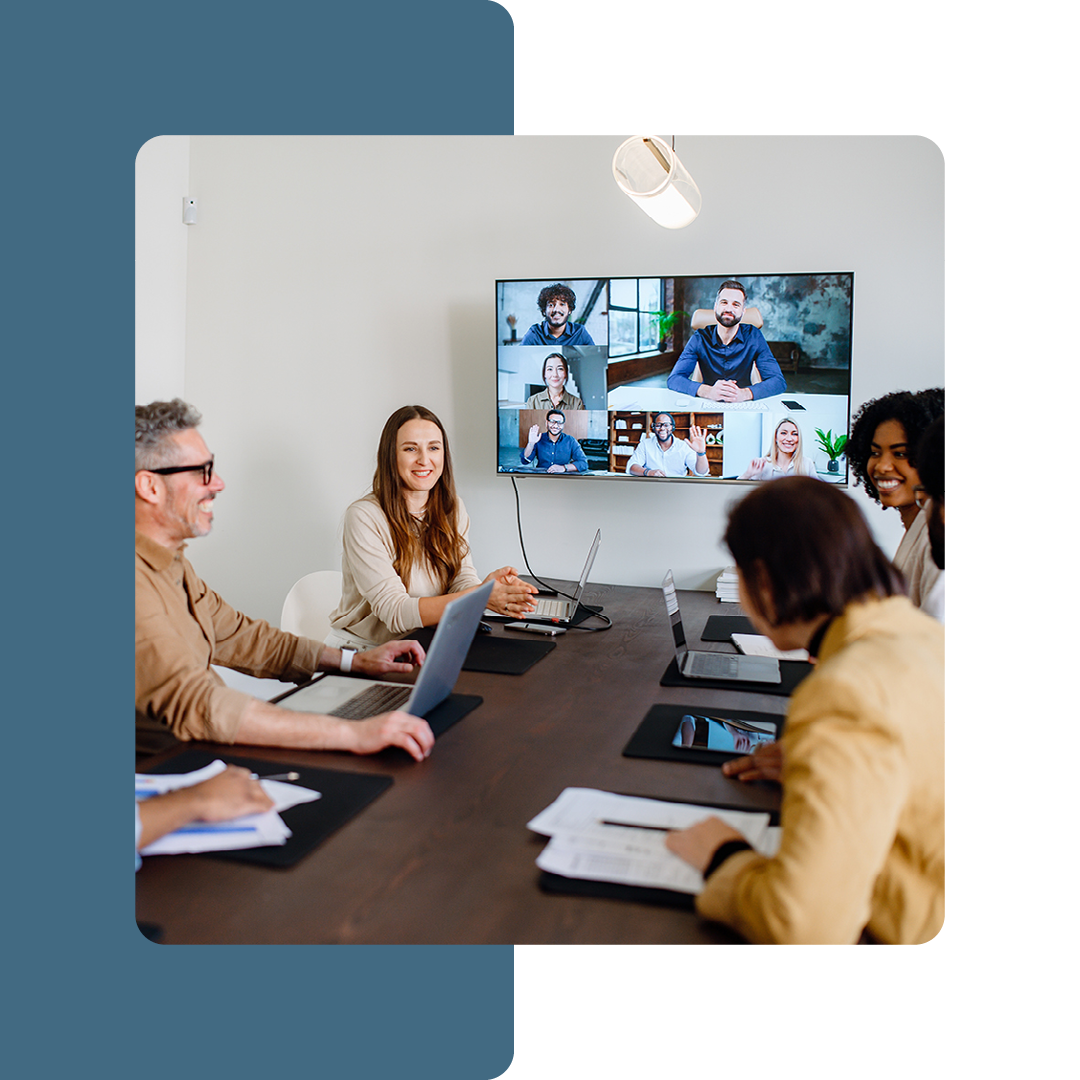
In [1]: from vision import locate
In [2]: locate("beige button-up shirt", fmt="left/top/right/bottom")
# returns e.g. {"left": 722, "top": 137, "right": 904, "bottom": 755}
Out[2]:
{"left": 136, "top": 531, "right": 322, "bottom": 744}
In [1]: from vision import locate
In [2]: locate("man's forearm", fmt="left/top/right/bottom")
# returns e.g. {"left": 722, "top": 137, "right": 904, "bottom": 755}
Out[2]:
{"left": 233, "top": 697, "right": 361, "bottom": 752}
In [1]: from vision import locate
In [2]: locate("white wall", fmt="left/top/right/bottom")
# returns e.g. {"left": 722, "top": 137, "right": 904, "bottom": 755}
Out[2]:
{"left": 135, "top": 135, "right": 190, "bottom": 403}
{"left": 136, "top": 135, "right": 943, "bottom": 623}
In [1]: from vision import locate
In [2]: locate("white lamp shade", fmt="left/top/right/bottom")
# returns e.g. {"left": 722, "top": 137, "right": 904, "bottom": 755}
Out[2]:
{"left": 612, "top": 136, "right": 702, "bottom": 229}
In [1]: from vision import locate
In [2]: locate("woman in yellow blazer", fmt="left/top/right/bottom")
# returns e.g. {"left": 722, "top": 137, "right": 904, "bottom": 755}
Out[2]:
{"left": 666, "top": 477, "right": 944, "bottom": 944}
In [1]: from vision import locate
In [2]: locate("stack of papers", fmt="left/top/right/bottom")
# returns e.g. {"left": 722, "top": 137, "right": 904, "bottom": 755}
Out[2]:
{"left": 528, "top": 788, "right": 780, "bottom": 895}
{"left": 136, "top": 760, "right": 322, "bottom": 856}
{"left": 715, "top": 566, "right": 740, "bottom": 602}
{"left": 732, "top": 633, "right": 810, "bottom": 662}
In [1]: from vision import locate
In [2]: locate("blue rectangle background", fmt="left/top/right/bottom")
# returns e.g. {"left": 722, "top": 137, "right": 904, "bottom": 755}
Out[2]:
{"left": 4, "top": 3, "right": 515, "bottom": 1078}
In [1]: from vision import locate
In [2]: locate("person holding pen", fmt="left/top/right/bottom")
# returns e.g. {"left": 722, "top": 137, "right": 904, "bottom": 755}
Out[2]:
{"left": 665, "top": 477, "right": 944, "bottom": 944}
{"left": 136, "top": 765, "right": 272, "bottom": 869}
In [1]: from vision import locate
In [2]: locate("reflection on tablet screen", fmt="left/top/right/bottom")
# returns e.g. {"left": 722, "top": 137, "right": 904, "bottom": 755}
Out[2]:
{"left": 673, "top": 714, "right": 777, "bottom": 755}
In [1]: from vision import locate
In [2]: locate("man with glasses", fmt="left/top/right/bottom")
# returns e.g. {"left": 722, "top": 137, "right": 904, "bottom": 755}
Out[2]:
{"left": 135, "top": 399, "right": 435, "bottom": 762}
{"left": 519, "top": 409, "right": 588, "bottom": 473}
{"left": 627, "top": 413, "right": 710, "bottom": 477}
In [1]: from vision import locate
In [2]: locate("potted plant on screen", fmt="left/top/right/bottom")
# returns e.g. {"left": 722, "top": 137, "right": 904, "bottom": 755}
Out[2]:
{"left": 815, "top": 428, "right": 848, "bottom": 473}
{"left": 646, "top": 309, "right": 687, "bottom": 350}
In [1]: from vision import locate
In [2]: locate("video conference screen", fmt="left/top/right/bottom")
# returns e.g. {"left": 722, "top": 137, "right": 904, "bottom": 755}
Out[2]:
{"left": 496, "top": 274, "right": 853, "bottom": 484}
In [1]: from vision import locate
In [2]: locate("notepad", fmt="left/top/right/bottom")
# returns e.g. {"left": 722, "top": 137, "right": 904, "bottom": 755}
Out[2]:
{"left": 136, "top": 760, "right": 322, "bottom": 856}
{"left": 528, "top": 788, "right": 779, "bottom": 895}
{"left": 731, "top": 633, "right": 810, "bottom": 662}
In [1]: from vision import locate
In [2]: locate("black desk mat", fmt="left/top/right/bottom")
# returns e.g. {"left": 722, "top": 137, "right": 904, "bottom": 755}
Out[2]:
{"left": 406, "top": 626, "right": 555, "bottom": 674}
{"left": 539, "top": 871, "right": 695, "bottom": 910}
{"left": 659, "top": 656, "right": 811, "bottom": 696}
{"left": 142, "top": 750, "right": 393, "bottom": 868}
{"left": 423, "top": 693, "right": 483, "bottom": 738}
{"left": 623, "top": 703, "right": 786, "bottom": 768}
{"left": 701, "top": 614, "right": 757, "bottom": 641}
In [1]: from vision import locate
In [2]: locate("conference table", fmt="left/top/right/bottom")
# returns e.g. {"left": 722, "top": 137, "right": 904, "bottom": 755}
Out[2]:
{"left": 135, "top": 583, "right": 788, "bottom": 944}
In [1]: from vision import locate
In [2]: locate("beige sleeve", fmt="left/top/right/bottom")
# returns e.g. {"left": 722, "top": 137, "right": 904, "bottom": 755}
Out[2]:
{"left": 340, "top": 499, "right": 424, "bottom": 635}
{"left": 136, "top": 577, "right": 321, "bottom": 743}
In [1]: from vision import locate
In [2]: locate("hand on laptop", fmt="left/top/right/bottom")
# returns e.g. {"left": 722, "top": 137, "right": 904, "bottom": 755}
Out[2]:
{"left": 350, "top": 710, "right": 435, "bottom": 761}
{"left": 353, "top": 640, "right": 426, "bottom": 675}
{"left": 483, "top": 567, "right": 538, "bottom": 617}
{"left": 721, "top": 741, "right": 784, "bottom": 783}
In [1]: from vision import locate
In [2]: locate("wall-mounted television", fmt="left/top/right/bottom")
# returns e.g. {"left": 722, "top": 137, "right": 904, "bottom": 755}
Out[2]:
{"left": 496, "top": 273, "right": 853, "bottom": 485}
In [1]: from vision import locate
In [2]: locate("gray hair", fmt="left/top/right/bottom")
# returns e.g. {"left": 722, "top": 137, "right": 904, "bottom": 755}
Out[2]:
{"left": 135, "top": 398, "right": 202, "bottom": 471}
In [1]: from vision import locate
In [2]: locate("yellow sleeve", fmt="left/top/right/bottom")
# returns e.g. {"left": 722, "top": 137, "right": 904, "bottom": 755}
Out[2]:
{"left": 696, "top": 675, "right": 908, "bottom": 943}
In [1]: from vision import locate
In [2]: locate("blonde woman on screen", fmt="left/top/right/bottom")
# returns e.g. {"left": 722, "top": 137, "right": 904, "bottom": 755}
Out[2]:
{"left": 738, "top": 417, "right": 817, "bottom": 480}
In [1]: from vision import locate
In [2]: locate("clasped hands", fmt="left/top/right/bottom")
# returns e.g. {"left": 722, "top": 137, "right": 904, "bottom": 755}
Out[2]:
{"left": 484, "top": 566, "right": 538, "bottom": 617}
{"left": 699, "top": 379, "right": 752, "bottom": 402}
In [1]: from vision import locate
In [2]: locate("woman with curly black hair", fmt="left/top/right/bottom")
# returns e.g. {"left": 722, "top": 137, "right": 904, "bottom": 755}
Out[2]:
{"left": 848, "top": 388, "right": 944, "bottom": 620}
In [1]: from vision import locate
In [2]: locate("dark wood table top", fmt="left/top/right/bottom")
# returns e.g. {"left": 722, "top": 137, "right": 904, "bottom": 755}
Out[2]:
{"left": 136, "top": 583, "right": 786, "bottom": 944}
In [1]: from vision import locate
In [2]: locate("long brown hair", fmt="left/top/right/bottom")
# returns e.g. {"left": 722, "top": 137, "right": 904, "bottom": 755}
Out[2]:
{"left": 372, "top": 405, "right": 467, "bottom": 591}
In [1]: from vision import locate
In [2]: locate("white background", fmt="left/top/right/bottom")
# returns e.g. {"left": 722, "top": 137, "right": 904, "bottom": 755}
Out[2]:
{"left": 504, "top": 1, "right": 1073, "bottom": 1079}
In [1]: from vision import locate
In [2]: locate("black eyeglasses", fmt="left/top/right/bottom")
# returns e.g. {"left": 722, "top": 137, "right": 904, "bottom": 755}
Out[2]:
{"left": 146, "top": 457, "right": 215, "bottom": 485}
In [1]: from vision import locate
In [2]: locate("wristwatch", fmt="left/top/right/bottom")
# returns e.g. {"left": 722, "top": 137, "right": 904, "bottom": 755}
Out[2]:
{"left": 339, "top": 648, "right": 357, "bottom": 673}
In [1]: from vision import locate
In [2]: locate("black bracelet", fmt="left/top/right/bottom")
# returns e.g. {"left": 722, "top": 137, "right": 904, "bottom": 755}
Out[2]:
{"left": 703, "top": 839, "right": 752, "bottom": 879}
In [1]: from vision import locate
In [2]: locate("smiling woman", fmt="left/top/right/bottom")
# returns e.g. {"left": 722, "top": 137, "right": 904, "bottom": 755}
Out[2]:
{"left": 524, "top": 352, "right": 583, "bottom": 411}
{"left": 327, "top": 405, "right": 537, "bottom": 646}
{"left": 848, "top": 388, "right": 944, "bottom": 620}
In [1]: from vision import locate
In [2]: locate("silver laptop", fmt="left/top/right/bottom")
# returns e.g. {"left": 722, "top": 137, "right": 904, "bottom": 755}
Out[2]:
{"left": 527, "top": 529, "right": 601, "bottom": 625}
{"left": 276, "top": 581, "right": 494, "bottom": 720}
{"left": 662, "top": 570, "right": 781, "bottom": 683}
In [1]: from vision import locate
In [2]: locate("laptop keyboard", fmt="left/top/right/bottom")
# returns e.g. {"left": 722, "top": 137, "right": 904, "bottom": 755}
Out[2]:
{"left": 714, "top": 400, "right": 769, "bottom": 411}
{"left": 684, "top": 653, "right": 740, "bottom": 678}
{"left": 533, "top": 598, "right": 571, "bottom": 618}
{"left": 329, "top": 683, "right": 412, "bottom": 720}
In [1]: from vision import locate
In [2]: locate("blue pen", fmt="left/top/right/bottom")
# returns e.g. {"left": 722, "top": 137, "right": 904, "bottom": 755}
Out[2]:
{"left": 173, "top": 824, "right": 260, "bottom": 834}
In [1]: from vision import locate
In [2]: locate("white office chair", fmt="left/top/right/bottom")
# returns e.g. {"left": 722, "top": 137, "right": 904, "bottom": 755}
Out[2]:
{"left": 280, "top": 569, "right": 344, "bottom": 641}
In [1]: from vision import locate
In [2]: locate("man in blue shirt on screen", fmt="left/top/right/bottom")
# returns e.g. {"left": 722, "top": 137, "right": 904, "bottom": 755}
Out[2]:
{"left": 667, "top": 280, "right": 786, "bottom": 401}
{"left": 520, "top": 409, "right": 588, "bottom": 473}
{"left": 521, "top": 283, "right": 596, "bottom": 346}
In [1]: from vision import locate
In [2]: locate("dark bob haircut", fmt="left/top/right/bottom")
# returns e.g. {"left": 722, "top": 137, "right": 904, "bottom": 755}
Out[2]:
{"left": 724, "top": 477, "right": 904, "bottom": 625}
{"left": 537, "top": 283, "right": 577, "bottom": 314}
{"left": 914, "top": 415, "right": 944, "bottom": 503}
{"left": 848, "top": 388, "right": 944, "bottom": 505}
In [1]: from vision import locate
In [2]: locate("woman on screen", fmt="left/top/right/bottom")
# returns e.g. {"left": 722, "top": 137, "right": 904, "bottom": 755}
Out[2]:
{"left": 665, "top": 478, "right": 944, "bottom": 944}
{"left": 848, "top": 388, "right": 944, "bottom": 620}
{"left": 737, "top": 417, "right": 817, "bottom": 480}
{"left": 524, "top": 353, "right": 583, "bottom": 411}
{"left": 328, "top": 406, "right": 536, "bottom": 646}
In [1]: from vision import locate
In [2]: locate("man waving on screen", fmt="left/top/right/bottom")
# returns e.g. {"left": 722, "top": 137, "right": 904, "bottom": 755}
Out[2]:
{"left": 627, "top": 413, "right": 710, "bottom": 477}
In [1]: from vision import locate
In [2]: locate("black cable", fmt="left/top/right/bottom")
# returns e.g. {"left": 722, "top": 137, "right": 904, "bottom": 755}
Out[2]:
{"left": 509, "top": 475, "right": 611, "bottom": 631}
